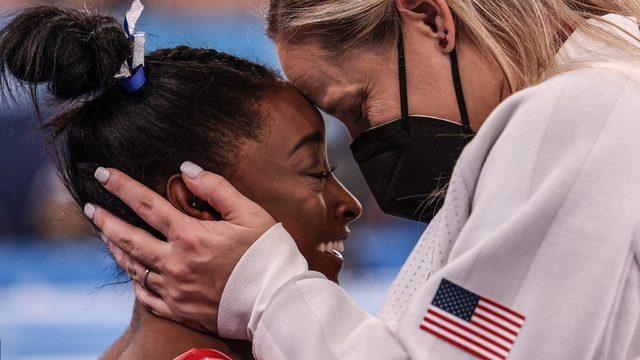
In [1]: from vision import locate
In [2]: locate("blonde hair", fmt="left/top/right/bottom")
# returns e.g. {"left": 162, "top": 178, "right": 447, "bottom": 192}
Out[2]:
{"left": 266, "top": 0, "right": 640, "bottom": 92}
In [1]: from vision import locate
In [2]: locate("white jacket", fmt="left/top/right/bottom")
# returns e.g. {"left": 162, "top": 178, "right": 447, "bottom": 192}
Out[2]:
{"left": 218, "top": 14, "right": 640, "bottom": 360}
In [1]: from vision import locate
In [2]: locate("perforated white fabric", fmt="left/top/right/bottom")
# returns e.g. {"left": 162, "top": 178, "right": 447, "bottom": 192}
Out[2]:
{"left": 377, "top": 174, "right": 471, "bottom": 332}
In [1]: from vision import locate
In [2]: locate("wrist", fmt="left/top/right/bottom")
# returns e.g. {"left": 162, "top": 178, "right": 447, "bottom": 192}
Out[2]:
{"left": 217, "top": 223, "right": 308, "bottom": 340}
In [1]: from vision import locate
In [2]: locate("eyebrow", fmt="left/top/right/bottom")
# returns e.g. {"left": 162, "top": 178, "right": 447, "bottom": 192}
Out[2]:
{"left": 289, "top": 130, "right": 324, "bottom": 157}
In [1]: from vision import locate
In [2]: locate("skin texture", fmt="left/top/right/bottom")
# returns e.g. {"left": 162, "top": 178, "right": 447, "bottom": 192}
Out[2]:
{"left": 276, "top": 0, "right": 509, "bottom": 139}
{"left": 91, "top": 0, "right": 513, "bottom": 339}
{"left": 101, "top": 303, "right": 251, "bottom": 360}
{"left": 229, "top": 88, "right": 361, "bottom": 282}
{"left": 100, "top": 87, "right": 361, "bottom": 359}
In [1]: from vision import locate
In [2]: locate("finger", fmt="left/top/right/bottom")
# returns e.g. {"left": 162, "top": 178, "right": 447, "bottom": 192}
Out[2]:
{"left": 90, "top": 205, "right": 169, "bottom": 269}
{"left": 94, "top": 167, "right": 190, "bottom": 235}
{"left": 134, "top": 278, "right": 215, "bottom": 334}
{"left": 109, "top": 240, "right": 146, "bottom": 282}
{"left": 133, "top": 282, "right": 180, "bottom": 322}
{"left": 180, "top": 161, "right": 259, "bottom": 220}
{"left": 107, "top": 241, "right": 165, "bottom": 292}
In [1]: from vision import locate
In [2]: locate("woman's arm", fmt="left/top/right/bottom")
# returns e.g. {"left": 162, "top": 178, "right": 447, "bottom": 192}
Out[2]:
{"left": 89, "top": 165, "right": 276, "bottom": 334}
{"left": 218, "top": 223, "right": 409, "bottom": 359}
{"left": 88, "top": 165, "right": 409, "bottom": 359}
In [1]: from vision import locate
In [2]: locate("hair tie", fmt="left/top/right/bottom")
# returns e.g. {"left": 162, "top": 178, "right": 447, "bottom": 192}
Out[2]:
{"left": 114, "top": 0, "right": 146, "bottom": 93}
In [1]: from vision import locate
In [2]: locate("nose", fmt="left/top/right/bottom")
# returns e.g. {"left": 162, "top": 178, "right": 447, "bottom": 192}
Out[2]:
{"left": 332, "top": 180, "right": 363, "bottom": 223}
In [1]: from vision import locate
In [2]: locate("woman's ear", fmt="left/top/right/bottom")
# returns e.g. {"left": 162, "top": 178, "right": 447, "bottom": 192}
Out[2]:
{"left": 166, "top": 174, "right": 219, "bottom": 221}
{"left": 395, "top": 0, "right": 456, "bottom": 53}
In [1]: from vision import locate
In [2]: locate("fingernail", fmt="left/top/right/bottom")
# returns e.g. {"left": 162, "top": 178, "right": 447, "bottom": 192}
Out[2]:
{"left": 94, "top": 167, "right": 110, "bottom": 184}
{"left": 181, "top": 161, "right": 203, "bottom": 179}
{"left": 100, "top": 233, "right": 109, "bottom": 244}
{"left": 84, "top": 203, "right": 96, "bottom": 220}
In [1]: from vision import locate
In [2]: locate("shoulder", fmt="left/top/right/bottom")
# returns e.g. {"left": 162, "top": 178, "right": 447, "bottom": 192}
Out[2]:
{"left": 512, "top": 66, "right": 640, "bottom": 132}
{"left": 174, "top": 349, "right": 234, "bottom": 360}
{"left": 485, "top": 66, "right": 640, "bottom": 164}
{"left": 455, "top": 67, "right": 640, "bottom": 197}
{"left": 463, "top": 66, "right": 640, "bottom": 173}
{"left": 470, "top": 66, "right": 640, "bottom": 203}
{"left": 505, "top": 67, "right": 637, "bottom": 128}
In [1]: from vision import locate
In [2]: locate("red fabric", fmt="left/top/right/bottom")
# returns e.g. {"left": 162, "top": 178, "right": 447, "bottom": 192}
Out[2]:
{"left": 174, "top": 349, "right": 233, "bottom": 360}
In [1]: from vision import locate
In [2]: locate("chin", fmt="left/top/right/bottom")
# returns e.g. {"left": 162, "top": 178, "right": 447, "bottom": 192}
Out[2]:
{"left": 309, "top": 252, "right": 343, "bottom": 285}
{"left": 325, "top": 271, "right": 340, "bottom": 284}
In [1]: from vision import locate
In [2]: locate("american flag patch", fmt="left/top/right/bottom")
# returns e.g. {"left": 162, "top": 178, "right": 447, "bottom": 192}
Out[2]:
{"left": 420, "top": 279, "right": 525, "bottom": 360}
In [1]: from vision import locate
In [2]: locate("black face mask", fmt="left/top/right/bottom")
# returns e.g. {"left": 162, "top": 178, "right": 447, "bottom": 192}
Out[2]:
{"left": 350, "top": 30, "right": 475, "bottom": 223}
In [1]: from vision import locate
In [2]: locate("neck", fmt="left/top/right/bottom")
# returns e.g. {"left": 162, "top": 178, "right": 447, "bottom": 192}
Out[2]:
{"left": 400, "top": 29, "right": 510, "bottom": 131}
{"left": 456, "top": 33, "right": 511, "bottom": 130}
{"left": 107, "top": 301, "right": 252, "bottom": 359}
{"left": 130, "top": 301, "right": 230, "bottom": 347}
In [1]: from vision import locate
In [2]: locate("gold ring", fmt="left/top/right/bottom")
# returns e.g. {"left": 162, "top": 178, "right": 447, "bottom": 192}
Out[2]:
{"left": 141, "top": 268, "right": 151, "bottom": 290}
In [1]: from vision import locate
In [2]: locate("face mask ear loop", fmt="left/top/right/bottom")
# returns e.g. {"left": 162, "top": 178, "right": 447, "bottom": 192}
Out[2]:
{"left": 398, "top": 28, "right": 473, "bottom": 135}
{"left": 397, "top": 29, "right": 410, "bottom": 129}
{"left": 449, "top": 48, "right": 473, "bottom": 134}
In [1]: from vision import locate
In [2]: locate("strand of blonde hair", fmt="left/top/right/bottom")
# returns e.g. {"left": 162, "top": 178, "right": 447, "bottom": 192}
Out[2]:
{"left": 267, "top": 0, "right": 640, "bottom": 92}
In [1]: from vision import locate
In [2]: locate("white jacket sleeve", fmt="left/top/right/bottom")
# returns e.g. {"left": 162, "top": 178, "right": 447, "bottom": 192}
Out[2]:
{"left": 218, "top": 223, "right": 409, "bottom": 359}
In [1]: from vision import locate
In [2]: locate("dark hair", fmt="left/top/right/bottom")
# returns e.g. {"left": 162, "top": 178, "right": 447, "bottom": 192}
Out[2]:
{"left": 0, "top": 6, "right": 282, "bottom": 241}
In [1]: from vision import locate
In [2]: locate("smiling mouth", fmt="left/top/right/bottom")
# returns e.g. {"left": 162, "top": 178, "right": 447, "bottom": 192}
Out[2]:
{"left": 312, "top": 235, "right": 348, "bottom": 282}
{"left": 315, "top": 236, "right": 346, "bottom": 259}
{"left": 316, "top": 240, "right": 344, "bottom": 253}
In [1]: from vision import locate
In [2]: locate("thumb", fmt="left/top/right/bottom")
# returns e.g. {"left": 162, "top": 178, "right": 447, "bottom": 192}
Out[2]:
{"left": 179, "top": 161, "right": 266, "bottom": 222}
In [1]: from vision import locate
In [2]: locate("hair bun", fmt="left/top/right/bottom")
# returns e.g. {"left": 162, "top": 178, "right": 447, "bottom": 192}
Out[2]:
{"left": 0, "top": 6, "right": 131, "bottom": 100}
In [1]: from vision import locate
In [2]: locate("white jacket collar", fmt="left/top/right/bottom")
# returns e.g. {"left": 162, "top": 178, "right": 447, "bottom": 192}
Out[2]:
{"left": 556, "top": 14, "right": 640, "bottom": 65}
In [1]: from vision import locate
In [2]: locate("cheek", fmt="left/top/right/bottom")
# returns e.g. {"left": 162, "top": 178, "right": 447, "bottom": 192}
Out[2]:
{"left": 274, "top": 191, "right": 328, "bottom": 252}
{"left": 254, "top": 182, "right": 329, "bottom": 255}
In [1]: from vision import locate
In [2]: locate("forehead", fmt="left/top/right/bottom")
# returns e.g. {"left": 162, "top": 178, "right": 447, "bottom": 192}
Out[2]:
{"left": 276, "top": 40, "right": 360, "bottom": 112}
{"left": 277, "top": 41, "right": 335, "bottom": 82}
{"left": 262, "top": 86, "right": 326, "bottom": 145}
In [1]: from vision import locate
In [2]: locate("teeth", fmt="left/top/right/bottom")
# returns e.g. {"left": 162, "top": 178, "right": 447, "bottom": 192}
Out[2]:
{"left": 316, "top": 240, "right": 345, "bottom": 254}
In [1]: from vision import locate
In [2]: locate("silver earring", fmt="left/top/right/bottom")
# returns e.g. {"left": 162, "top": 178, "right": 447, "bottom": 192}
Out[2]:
{"left": 191, "top": 195, "right": 197, "bottom": 208}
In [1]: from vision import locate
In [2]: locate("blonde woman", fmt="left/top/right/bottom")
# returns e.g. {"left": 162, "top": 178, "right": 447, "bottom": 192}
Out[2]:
{"left": 88, "top": 0, "right": 640, "bottom": 358}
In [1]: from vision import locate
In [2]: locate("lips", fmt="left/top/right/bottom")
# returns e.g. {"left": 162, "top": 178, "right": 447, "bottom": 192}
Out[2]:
{"left": 311, "top": 233, "right": 349, "bottom": 283}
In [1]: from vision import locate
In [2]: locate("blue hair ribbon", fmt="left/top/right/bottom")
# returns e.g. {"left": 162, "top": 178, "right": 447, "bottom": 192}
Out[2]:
{"left": 115, "top": 0, "right": 146, "bottom": 93}
{"left": 119, "top": 66, "right": 146, "bottom": 93}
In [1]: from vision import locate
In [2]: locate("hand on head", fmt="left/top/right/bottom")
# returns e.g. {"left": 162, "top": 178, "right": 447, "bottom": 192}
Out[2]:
{"left": 87, "top": 163, "right": 276, "bottom": 334}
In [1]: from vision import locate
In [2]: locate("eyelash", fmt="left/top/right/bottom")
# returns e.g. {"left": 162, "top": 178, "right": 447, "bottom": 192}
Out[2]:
{"left": 308, "top": 164, "right": 338, "bottom": 181}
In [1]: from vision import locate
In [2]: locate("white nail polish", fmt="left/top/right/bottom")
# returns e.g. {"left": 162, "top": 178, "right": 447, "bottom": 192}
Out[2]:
{"left": 84, "top": 203, "right": 96, "bottom": 220}
{"left": 100, "top": 233, "right": 109, "bottom": 244}
{"left": 94, "top": 167, "right": 110, "bottom": 184}
{"left": 181, "top": 161, "right": 203, "bottom": 179}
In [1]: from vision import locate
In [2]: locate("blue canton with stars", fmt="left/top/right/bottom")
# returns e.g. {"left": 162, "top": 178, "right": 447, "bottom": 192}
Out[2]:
{"left": 431, "top": 279, "right": 480, "bottom": 322}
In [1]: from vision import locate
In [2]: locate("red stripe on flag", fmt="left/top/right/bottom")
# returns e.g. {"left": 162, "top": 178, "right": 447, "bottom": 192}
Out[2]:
{"left": 480, "top": 297, "right": 525, "bottom": 320}
{"left": 469, "top": 319, "right": 515, "bottom": 344}
{"left": 425, "top": 310, "right": 511, "bottom": 352}
{"left": 473, "top": 313, "right": 518, "bottom": 336}
{"left": 423, "top": 318, "right": 506, "bottom": 359}
{"left": 476, "top": 304, "right": 522, "bottom": 327}
{"left": 420, "top": 325, "right": 494, "bottom": 360}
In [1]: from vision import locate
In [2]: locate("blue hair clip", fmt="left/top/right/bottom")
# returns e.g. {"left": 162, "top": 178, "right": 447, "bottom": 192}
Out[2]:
{"left": 114, "top": 0, "right": 146, "bottom": 93}
{"left": 119, "top": 65, "right": 146, "bottom": 93}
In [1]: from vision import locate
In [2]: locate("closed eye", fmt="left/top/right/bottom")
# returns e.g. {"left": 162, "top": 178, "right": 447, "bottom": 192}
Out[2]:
{"left": 308, "top": 164, "right": 338, "bottom": 180}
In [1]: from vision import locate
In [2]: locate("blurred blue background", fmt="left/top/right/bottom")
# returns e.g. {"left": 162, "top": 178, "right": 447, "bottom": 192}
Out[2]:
{"left": 0, "top": 1, "right": 426, "bottom": 358}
